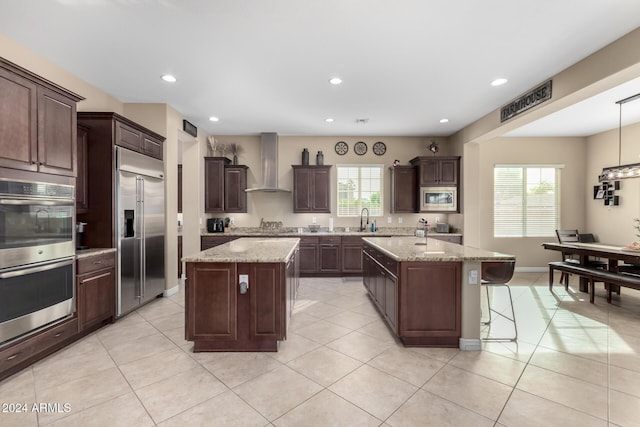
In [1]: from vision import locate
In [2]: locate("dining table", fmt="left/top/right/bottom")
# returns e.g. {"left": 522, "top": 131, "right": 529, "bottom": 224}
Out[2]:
{"left": 542, "top": 241, "right": 640, "bottom": 292}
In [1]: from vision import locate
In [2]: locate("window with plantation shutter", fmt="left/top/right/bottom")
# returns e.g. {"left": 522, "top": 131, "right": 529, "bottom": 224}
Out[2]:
{"left": 337, "top": 165, "right": 383, "bottom": 217}
{"left": 494, "top": 165, "right": 561, "bottom": 237}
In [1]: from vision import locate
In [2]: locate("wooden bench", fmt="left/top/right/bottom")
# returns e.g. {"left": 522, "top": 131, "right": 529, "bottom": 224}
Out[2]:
{"left": 548, "top": 261, "right": 640, "bottom": 303}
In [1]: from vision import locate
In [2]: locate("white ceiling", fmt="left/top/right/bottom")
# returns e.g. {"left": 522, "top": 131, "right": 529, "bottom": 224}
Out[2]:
{"left": 1, "top": 0, "right": 640, "bottom": 137}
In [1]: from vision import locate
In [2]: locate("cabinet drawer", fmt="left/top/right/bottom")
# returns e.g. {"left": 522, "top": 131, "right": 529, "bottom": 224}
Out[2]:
{"left": 342, "top": 236, "right": 363, "bottom": 244}
{"left": 0, "top": 336, "right": 35, "bottom": 373}
{"left": 319, "top": 236, "right": 341, "bottom": 245}
{"left": 300, "top": 236, "right": 319, "bottom": 244}
{"left": 31, "top": 318, "right": 78, "bottom": 351}
{"left": 77, "top": 252, "right": 115, "bottom": 275}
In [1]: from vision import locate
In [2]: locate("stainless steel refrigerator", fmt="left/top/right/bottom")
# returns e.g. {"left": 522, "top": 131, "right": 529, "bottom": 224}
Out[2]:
{"left": 116, "top": 147, "right": 165, "bottom": 317}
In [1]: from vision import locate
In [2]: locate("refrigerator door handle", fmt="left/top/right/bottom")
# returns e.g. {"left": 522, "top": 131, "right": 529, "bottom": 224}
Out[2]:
{"left": 140, "top": 177, "right": 146, "bottom": 298}
{"left": 135, "top": 176, "right": 143, "bottom": 299}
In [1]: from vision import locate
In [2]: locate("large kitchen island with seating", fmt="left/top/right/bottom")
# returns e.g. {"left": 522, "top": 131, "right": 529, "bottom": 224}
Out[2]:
{"left": 182, "top": 238, "right": 299, "bottom": 352}
{"left": 362, "top": 236, "right": 516, "bottom": 350}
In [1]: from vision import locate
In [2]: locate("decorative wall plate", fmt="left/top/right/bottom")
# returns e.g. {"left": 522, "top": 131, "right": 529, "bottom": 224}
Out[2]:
{"left": 373, "top": 141, "right": 386, "bottom": 156}
{"left": 335, "top": 141, "right": 348, "bottom": 155}
{"left": 354, "top": 141, "right": 367, "bottom": 155}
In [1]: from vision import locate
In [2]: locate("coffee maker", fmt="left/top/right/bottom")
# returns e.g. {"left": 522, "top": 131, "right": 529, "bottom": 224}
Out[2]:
{"left": 76, "top": 222, "right": 88, "bottom": 249}
{"left": 206, "top": 218, "right": 225, "bottom": 233}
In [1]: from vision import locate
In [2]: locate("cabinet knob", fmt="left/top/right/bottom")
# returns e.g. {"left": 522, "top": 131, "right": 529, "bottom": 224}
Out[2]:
{"left": 7, "top": 352, "right": 21, "bottom": 361}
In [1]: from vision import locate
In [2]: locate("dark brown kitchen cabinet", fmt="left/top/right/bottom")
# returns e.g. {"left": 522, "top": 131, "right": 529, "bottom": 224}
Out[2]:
{"left": 115, "top": 119, "right": 164, "bottom": 160}
{"left": 342, "top": 236, "right": 364, "bottom": 274}
{"left": 389, "top": 165, "right": 417, "bottom": 213}
{"left": 0, "top": 58, "right": 83, "bottom": 177}
{"left": 201, "top": 235, "right": 238, "bottom": 250}
{"left": 178, "top": 164, "right": 183, "bottom": 213}
{"left": 298, "top": 236, "right": 319, "bottom": 275}
{"left": 204, "top": 157, "right": 228, "bottom": 213}
{"left": 224, "top": 165, "right": 248, "bottom": 213}
{"left": 319, "top": 236, "right": 341, "bottom": 273}
{"left": 178, "top": 236, "right": 183, "bottom": 278}
{"left": 411, "top": 156, "right": 459, "bottom": 186}
{"left": 292, "top": 165, "right": 331, "bottom": 213}
{"left": 0, "top": 317, "right": 78, "bottom": 382}
{"left": 76, "top": 112, "right": 166, "bottom": 249}
{"left": 204, "top": 157, "right": 247, "bottom": 213}
{"left": 76, "top": 252, "right": 115, "bottom": 332}
{"left": 76, "top": 124, "right": 89, "bottom": 213}
{"left": 186, "top": 261, "right": 287, "bottom": 351}
{"left": 364, "top": 244, "right": 461, "bottom": 345}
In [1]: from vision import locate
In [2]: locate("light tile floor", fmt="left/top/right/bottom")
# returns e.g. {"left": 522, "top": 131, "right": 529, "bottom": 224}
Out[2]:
{"left": 2, "top": 272, "right": 640, "bottom": 426}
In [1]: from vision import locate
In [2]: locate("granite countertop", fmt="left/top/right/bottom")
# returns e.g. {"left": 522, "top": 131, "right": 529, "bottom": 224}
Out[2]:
{"left": 362, "top": 236, "right": 515, "bottom": 262}
{"left": 76, "top": 248, "right": 116, "bottom": 259}
{"left": 202, "top": 227, "right": 462, "bottom": 237}
{"left": 183, "top": 237, "right": 300, "bottom": 263}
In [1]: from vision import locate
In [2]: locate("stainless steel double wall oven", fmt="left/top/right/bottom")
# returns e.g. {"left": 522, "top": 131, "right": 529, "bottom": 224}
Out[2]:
{"left": 0, "top": 178, "right": 75, "bottom": 346}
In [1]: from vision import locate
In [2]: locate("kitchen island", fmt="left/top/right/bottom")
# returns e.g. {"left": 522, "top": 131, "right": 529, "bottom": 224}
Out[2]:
{"left": 182, "top": 238, "right": 299, "bottom": 352}
{"left": 362, "top": 236, "right": 515, "bottom": 350}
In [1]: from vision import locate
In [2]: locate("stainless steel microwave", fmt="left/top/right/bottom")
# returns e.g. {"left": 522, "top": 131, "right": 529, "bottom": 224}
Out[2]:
{"left": 420, "top": 186, "right": 457, "bottom": 212}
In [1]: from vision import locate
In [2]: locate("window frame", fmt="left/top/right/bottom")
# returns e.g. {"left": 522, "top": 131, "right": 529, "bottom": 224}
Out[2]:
{"left": 336, "top": 164, "right": 384, "bottom": 218}
{"left": 493, "top": 164, "right": 562, "bottom": 238}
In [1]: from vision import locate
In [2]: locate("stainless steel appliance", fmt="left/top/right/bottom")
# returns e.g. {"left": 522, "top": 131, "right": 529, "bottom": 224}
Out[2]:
{"left": 116, "top": 147, "right": 165, "bottom": 317}
{"left": 420, "top": 186, "right": 458, "bottom": 212}
{"left": 0, "top": 178, "right": 76, "bottom": 345}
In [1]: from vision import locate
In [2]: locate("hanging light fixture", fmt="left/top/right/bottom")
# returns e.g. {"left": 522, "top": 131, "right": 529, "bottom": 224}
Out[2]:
{"left": 598, "top": 92, "right": 640, "bottom": 182}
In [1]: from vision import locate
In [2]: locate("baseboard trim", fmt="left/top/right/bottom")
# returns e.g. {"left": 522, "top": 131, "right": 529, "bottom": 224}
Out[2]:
{"left": 515, "top": 267, "right": 547, "bottom": 273}
{"left": 459, "top": 338, "right": 482, "bottom": 351}
{"left": 163, "top": 284, "right": 180, "bottom": 297}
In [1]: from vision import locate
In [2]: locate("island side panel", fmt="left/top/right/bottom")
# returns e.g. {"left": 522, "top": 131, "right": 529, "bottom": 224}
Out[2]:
{"left": 398, "top": 261, "right": 461, "bottom": 347}
{"left": 186, "top": 262, "right": 237, "bottom": 342}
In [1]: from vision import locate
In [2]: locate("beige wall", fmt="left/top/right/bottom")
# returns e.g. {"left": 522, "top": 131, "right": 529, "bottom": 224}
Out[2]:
{"left": 0, "top": 33, "right": 123, "bottom": 113}
{"left": 477, "top": 137, "right": 588, "bottom": 268}
{"left": 202, "top": 136, "right": 457, "bottom": 231}
{"left": 585, "top": 122, "right": 640, "bottom": 244}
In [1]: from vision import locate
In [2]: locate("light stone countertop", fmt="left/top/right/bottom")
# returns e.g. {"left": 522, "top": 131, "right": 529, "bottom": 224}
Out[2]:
{"left": 202, "top": 227, "right": 462, "bottom": 237}
{"left": 76, "top": 248, "right": 116, "bottom": 259}
{"left": 363, "top": 236, "right": 515, "bottom": 262}
{"left": 183, "top": 237, "right": 300, "bottom": 263}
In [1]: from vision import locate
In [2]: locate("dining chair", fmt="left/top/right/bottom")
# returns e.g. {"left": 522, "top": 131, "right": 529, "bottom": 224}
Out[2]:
{"left": 555, "top": 229, "right": 608, "bottom": 285}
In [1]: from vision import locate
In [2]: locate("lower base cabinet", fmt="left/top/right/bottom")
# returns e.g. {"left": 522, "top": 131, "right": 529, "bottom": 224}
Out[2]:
{"left": 363, "top": 243, "right": 461, "bottom": 346}
{"left": 186, "top": 258, "right": 297, "bottom": 351}
{"left": 76, "top": 252, "right": 116, "bottom": 332}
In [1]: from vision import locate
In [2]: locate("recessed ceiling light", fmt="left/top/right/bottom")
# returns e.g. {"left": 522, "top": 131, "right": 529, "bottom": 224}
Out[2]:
{"left": 439, "top": 118, "right": 449, "bottom": 123}
{"left": 329, "top": 77, "right": 342, "bottom": 85}
{"left": 491, "top": 78, "right": 508, "bottom": 87}
{"left": 161, "top": 74, "right": 177, "bottom": 83}
{"left": 325, "top": 118, "right": 334, "bottom": 123}
{"left": 209, "top": 116, "right": 219, "bottom": 122}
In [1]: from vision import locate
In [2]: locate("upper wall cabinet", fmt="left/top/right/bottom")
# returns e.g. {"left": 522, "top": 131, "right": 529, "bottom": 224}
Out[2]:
{"left": 292, "top": 165, "right": 331, "bottom": 213}
{"left": 0, "top": 58, "right": 83, "bottom": 177}
{"left": 204, "top": 158, "right": 248, "bottom": 213}
{"left": 410, "top": 156, "right": 460, "bottom": 186}
{"left": 389, "top": 165, "right": 417, "bottom": 213}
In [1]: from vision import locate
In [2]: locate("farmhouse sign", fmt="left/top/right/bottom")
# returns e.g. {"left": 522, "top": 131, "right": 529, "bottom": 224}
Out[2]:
{"left": 500, "top": 80, "right": 552, "bottom": 122}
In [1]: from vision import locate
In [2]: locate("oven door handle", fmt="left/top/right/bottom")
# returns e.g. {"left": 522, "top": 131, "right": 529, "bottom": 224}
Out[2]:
{"left": 0, "top": 199, "right": 74, "bottom": 206}
{"left": 0, "top": 258, "right": 75, "bottom": 279}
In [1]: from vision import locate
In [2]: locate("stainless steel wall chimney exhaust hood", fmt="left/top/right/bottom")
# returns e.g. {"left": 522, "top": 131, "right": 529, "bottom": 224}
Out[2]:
{"left": 245, "top": 133, "right": 291, "bottom": 192}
